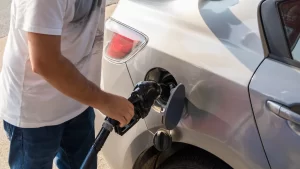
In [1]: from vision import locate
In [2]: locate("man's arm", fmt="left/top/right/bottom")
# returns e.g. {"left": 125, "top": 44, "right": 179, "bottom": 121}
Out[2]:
{"left": 28, "top": 33, "right": 104, "bottom": 109}
{"left": 28, "top": 32, "right": 134, "bottom": 127}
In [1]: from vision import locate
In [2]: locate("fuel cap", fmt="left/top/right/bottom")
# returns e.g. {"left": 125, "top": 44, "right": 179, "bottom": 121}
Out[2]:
{"left": 153, "top": 129, "right": 172, "bottom": 151}
{"left": 163, "top": 83, "right": 185, "bottom": 130}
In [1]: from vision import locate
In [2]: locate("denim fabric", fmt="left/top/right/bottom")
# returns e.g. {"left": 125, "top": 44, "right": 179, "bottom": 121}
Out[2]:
{"left": 3, "top": 107, "right": 97, "bottom": 169}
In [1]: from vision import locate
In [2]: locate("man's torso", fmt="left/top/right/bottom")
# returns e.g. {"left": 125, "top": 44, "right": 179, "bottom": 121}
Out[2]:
{"left": 0, "top": 0, "right": 105, "bottom": 128}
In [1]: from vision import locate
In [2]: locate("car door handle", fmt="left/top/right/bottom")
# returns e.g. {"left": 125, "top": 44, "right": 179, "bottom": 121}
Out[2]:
{"left": 267, "top": 101, "right": 300, "bottom": 125}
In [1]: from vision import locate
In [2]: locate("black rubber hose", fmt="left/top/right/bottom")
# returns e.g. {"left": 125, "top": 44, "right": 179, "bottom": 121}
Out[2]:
{"left": 80, "top": 118, "right": 119, "bottom": 169}
{"left": 80, "top": 145, "right": 97, "bottom": 169}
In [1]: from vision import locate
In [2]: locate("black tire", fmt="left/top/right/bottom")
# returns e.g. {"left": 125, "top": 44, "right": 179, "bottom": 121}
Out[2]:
{"left": 157, "top": 148, "right": 232, "bottom": 169}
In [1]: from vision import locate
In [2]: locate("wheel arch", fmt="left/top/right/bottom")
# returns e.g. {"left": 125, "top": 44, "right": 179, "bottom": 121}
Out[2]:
{"left": 129, "top": 127, "right": 249, "bottom": 169}
{"left": 132, "top": 142, "right": 234, "bottom": 169}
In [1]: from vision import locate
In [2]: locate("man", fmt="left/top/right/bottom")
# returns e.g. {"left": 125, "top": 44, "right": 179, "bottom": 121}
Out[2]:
{"left": 0, "top": 0, "right": 134, "bottom": 169}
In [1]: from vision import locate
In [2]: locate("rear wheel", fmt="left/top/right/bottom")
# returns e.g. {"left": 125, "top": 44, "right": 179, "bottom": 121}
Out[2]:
{"left": 157, "top": 148, "right": 232, "bottom": 169}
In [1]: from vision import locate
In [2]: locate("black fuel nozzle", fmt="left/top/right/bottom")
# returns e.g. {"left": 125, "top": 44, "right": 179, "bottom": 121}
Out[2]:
{"left": 115, "top": 81, "right": 170, "bottom": 135}
{"left": 129, "top": 81, "right": 170, "bottom": 118}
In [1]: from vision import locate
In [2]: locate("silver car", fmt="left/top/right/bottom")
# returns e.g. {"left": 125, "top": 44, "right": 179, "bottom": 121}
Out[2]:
{"left": 96, "top": 0, "right": 300, "bottom": 168}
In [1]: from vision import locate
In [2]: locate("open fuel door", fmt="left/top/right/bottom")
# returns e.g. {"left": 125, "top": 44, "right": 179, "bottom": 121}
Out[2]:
{"left": 250, "top": 0, "right": 300, "bottom": 168}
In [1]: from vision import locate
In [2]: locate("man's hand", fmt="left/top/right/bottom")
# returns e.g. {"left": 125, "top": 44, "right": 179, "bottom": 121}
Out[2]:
{"left": 27, "top": 32, "right": 134, "bottom": 127}
{"left": 100, "top": 93, "right": 135, "bottom": 127}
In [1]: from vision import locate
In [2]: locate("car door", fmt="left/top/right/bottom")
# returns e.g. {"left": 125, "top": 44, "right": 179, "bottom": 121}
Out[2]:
{"left": 250, "top": 0, "right": 300, "bottom": 168}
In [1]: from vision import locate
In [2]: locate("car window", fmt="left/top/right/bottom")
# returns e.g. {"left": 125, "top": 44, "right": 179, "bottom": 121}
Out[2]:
{"left": 278, "top": 0, "right": 300, "bottom": 61}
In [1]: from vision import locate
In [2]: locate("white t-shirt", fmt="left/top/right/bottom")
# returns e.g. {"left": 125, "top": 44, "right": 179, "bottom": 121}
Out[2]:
{"left": 0, "top": 0, "right": 105, "bottom": 128}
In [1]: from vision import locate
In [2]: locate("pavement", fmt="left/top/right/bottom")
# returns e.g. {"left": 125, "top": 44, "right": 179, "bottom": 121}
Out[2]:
{"left": 0, "top": 2, "right": 118, "bottom": 169}
{"left": 0, "top": 0, "right": 11, "bottom": 38}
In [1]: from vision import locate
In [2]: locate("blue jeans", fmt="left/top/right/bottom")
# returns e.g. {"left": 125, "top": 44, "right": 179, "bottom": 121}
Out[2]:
{"left": 3, "top": 107, "right": 97, "bottom": 169}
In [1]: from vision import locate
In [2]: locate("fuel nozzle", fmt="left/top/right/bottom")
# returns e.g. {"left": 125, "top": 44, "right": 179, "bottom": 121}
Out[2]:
{"left": 115, "top": 81, "right": 171, "bottom": 136}
{"left": 129, "top": 81, "right": 170, "bottom": 118}
{"left": 114, "top": 80, "right": 184, "bottom": 136}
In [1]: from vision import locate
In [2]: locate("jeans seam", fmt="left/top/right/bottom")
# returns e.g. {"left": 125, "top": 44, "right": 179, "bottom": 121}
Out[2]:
{"left": 61, "top": 138, "right": 72, "bottom": 168}
{"left": 20, "top": 128, "right": 24, "bottom": 169}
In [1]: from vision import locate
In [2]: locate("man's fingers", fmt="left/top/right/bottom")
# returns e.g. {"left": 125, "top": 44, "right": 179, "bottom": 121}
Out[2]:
{"left": 124, "top": 112, "right": 133, "bottom": 124}
{"left": 120, "top": 123, "right": 125, "bottom": 127}
{"left": 119, "top": 116, "right": 127, "bottom": 127}
{"left": 120, "top": 110, "right": 134, "bottom": 127}
{"left": 117, "top": 102, "right": 134, "bottom": 127}
{"left": 128, "top": 105, "right": 134, "bottom": 117}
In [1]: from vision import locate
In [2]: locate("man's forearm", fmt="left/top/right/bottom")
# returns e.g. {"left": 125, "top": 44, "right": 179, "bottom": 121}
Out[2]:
{"left": 27, "top": 32, "right": 108, "bottom": 110}
{"left": 36, "top": 55, "right": 106, "bottom": 110}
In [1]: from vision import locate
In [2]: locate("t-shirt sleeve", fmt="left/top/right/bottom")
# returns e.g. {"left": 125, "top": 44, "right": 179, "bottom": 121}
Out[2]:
{"left": 15, "top": 0, "right": 66, "bottom": 35}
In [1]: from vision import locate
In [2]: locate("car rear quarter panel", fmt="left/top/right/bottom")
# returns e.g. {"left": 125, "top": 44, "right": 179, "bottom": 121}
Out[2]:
{"left": 109, "top": 0, "right": 270, "bottom": 168}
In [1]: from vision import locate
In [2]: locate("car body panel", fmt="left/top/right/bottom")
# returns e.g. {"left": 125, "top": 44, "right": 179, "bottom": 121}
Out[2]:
{"left": 99, "top": 0, "right": 271, "bottom": 168}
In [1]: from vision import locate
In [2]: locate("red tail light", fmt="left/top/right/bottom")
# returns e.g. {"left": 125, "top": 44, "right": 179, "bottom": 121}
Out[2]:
{"left": 104, "top": 19, "right": 148, "bottom": 63}
{"left": 107, "top": 33, "right": 135, "bottom": 59}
